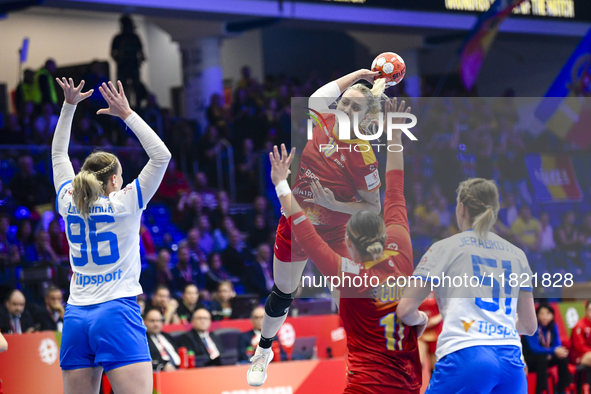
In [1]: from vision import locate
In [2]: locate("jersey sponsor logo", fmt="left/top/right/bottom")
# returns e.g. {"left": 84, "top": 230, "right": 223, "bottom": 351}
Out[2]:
{"left": 476, "top": 320, "right": 518, "bottom": 338}
{"left": 332, "top": 158, "right": 344, "bottom": 168}
{"left": 387, "top": 242, "right": 398, "bottom": 251}
{"left": 364, "top": 169, "right": 380, "bottom": 190}
{"left": 299, "top": 162, "right": 320, "bottom": 182}
{"left": 292, "top": 187, "right": 313, "bottom": 198}
{"left": 461, "top": 319, "right": 476, "bottom": 332}
{"left": 75, "top": 268, "right": 123, "bottom": 288}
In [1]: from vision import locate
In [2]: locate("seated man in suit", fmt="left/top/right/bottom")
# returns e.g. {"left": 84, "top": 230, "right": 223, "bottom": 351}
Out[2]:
{"left": 0, "top": 289, "right": 35, "bottom": 334}
{"left": 239, "top": 306, "right": 286, "bottom": 363}
{"left": 32, "top": 286, "right": 64, "bottom": 332}
{"left": 174, "top": 283, "right": 205, "bottom": 324}
{"left": 178, "top": 307, "right": 224, "bottom": 367}
{"left": 144, "top": 309, "right": 180, "bottom": 371}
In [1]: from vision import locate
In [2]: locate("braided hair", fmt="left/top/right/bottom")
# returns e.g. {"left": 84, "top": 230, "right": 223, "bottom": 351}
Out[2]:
{"left": 456, "top": 178, "right": 499, "bottom": 240}
{"left": 346, "top": 210, "right": 387, "bottom": 262}
{"left": 72, "top": 151, "right": 120, "bottom": 218}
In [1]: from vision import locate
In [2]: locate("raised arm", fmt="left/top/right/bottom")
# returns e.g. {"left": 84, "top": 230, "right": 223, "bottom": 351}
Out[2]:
{"left": 52, "top": 78, "right": 94, "bottom": 192}
{"left": 270, "top": 145, "right": 342, "bottom": 277}
{"left": 97, "top": 81, "right": 171, "bottom": 204}
{"left": 308, "top": 69, "right": 379, "bottom": 112}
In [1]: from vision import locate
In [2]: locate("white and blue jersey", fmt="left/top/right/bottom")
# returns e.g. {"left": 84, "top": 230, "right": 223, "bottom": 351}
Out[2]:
{"left": 56, "top": 178, "right": 145, "bottom": 306}
{"left": 52, "top": 103, "right": 171, "bottom": 307}
{"left": 413, "top": 229, "right": 533, "bottom": 361}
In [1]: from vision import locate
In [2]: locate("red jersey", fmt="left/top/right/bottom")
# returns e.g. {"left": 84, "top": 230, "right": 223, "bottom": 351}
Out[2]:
{"left": 292, "top": 113, "right": 380, "bottom": 228}
{"left": 290, "top": 170, "right": 421, "bottom": 392}
{"left": 570, "top": 317, "right": 591, "bottom": 364}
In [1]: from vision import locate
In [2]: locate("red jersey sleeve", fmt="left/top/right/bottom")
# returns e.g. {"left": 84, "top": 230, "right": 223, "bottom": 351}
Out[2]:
{"left": 384, "top": 170, "right": 409, "bottom": 233}
{"left": 289, "top": 211, "right": 352, "bottom": 279}
{"left": 348, "top": 143, "right": 381, "bottom": 193}
{"left": 572, "top": 321, "right": 591, "bottom": 355}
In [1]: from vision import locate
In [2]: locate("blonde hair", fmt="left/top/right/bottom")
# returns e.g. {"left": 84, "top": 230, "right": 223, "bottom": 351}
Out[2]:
{"left": 72, "top": 151, "right": 119, "bottom": 218}
{"left": 344, "top": 79, "right": 388, "bottom": 136}
{"left": 346, "top": 210, "right": 387, "bottom": 261}
{"left": 456, "top": 178, "right": 500, "bottom": 240}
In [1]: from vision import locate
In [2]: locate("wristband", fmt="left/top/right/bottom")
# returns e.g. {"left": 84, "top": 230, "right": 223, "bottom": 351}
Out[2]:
{"left": 275, "top": 180, "right": 291, "bottom": 197}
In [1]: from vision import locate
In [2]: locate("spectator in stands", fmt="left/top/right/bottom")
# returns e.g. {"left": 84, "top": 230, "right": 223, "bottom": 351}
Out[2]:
{"left": 197, "top": 215, "right": 214, "bottom": 256}
{"left": 0, "top": 114, "right": 26, "bottom": 145}
{"left": 144, "top": 309, "right": 180, "bottom": 371}
{"left": 247, "top": 214, "right": 271, "bottom": 249}
{"left": 570, "top": 300, "right": 591, "bottom": 387}
{"left": 197, "top": 125, "right": 222, "bottom": 186}
{"left": 8, "top": 155, "right": 54, "bottom": 210}
{"left": 178, "top": 308, "right": 224, "bottom": 367}
{"left": 146, "top": 285, "right": 179, "bottom": 325}
{"left": 539, "top": 212, "right": 556, "bottom": 252}
{"left": 435, "top": 196, "right": 452, "bottom": 230}
{"left": 237, "top": 66, "right": 255, "bottom": 90}
{"left": 206, "top": 93, "right": 228, "bottom": 137}
{"left": 236, "top": 138, "right": 258, "bottom": 203}
{"left": 24, "top": 230, "right": 59, "bottom": 266}
{"left": 171, "top": 245, "right": 204, "bottom": 294}
{"left": 210, "top": 281, "right": 235, "bottom": 321}
{"left": 33, "top": 102, "right": 59, "bottom": 143}
{"left": 14, "top": 68, "right": 37, "bottom": 115}
{"left": 0, "top": 215, "right": 19, "bottom": 268}
{"left": 181, "top": 228, "right": 207, "bottom": 266}
{"left": 413, "top": 194, "right": 440, "bottom": 237}
{"left": 522, "top": 304, "right": 571, "bottom": 394}
{"left": 174, "top": 191, "right": 206, "bottom": 232}
{"left": 111, "top": 14, "right": 145, "bottom": 108}
{"left": 14, "top": 219, "right": 33, "bottom": 260}
{"left": 498, "top": 192, "right": 519, "bottom": 227}
{"left": 0, "top": 289, "right": 34, "bottom": 334}
{"left": 243, "top": 243, "right": 274, "bottom": 298}
{"left": 140, "top": 249, "right": 174, "bottom": 296}
{"left": 34, "top": 59, "right": 58, "bottom": 106}
{"left": 32, "top": 286, "right": 64, "bottom": 332}
{"left": 174, "top": 283, "right": 205, "bottom": 325}
{"left": 510, "top": 205, "right": 541, "bottom": 253}
{"left": 140, "top": 217, "right": 157, "bottom": 264}
{"left": 555, "top": 211, "right": 581, "bottom": 258}
{"left": 205, "top": 253, "right": 238, "bottom": 292}
{"left": 213, "top": 216, "right": 235, "bottom": 253}
{"left": 222, "top": 228, "right": 252, "bottom": 278}
{"left": 579, "top": 212, "right": 591, "bottom": 249}
{"left": 155, "top": 159, "right": 191, "bottom": 204}
{"left": 212, "top": 190, "right": 231, "bottom": 230}
{"left": 194, "top": 172, "right": 217, "bottom": 210}
{"left": 48, "top": 219, "right": 69, "bottom": 264}
{"left": 239, "top": 306, "right": 265, "bottom": 362}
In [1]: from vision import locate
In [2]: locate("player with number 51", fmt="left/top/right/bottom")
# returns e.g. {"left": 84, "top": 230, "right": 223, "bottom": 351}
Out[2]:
{"left": 397, "top": 175, "right": 537, "bottom": 392}
{"left": 52, "top": 78, "right": 171, "bottom": 394}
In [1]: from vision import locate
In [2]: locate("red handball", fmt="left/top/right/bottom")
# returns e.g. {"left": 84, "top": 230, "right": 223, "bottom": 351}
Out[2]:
{"left": 371, "top": 52, "right": 406, "bottom": 87}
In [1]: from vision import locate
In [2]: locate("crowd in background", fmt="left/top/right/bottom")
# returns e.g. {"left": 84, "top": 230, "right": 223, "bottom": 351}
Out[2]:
{"left": 1, "top": 53, "right": 591, "bottom": 329}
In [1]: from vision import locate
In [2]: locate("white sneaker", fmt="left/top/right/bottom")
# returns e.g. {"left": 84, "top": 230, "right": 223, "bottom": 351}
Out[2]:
{"left": 247, "top": 347, "right": 274, "bottom": 387}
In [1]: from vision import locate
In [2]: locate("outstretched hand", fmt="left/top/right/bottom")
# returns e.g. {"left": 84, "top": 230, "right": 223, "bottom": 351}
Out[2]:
{"left": 356, "top": 69, "right": 381, "bottom": 84}
{"left": 97, "top": 81, "right": 133, "bottom": 120}
{"left": 384, "top": 97, "right": 411, "bottom": 139}
{"left": 55, "top": 78, "right": 93, "bottom": 106}
{"left": 304, "top": 179, "right": 338, "bottom": 211}
{"left": 269, "top": 144, "right": 296, "bottom": 186}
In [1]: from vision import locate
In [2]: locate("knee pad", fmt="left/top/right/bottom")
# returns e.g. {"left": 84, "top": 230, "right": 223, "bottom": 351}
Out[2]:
{"left": 265, "top": 284, "right": 294, "bottom": 318}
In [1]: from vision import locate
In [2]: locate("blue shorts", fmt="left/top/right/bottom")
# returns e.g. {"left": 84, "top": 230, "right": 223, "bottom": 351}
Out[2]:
{"left": 60, "top": 296, "right": 151, "bottom": 372}
{"left": 426, "top": 345, "right": 527, "bottom": 394}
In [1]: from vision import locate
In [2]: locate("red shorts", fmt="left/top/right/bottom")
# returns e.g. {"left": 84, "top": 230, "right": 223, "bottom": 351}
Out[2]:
{"left": 274, "top": 215, "right": 350, "bottom": 262}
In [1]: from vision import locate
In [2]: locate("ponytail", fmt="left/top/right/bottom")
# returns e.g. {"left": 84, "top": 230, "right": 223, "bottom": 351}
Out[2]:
{"left": 370, "top": 78, "right": 387, "bottom": 98}
{"left": 72, "top": 170, "right": 103, "bottom": 219}
{"left": 456, "top": 178, "right": 500, "bottom": 240}
{"left": 347, "top": 210, "right": 387, "bottom": 262}
{"left": 72, "top": 151, "right": 120, "bottom": 218}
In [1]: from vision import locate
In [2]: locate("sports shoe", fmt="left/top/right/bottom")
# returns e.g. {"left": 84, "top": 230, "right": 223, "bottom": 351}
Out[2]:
{"left": 247, "top": 347, "right": 274, "bottom": 387}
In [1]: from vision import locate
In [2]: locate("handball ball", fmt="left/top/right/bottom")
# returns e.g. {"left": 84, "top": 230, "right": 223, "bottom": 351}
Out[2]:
{"left": 371, "top": 52, "right": 405, "bottom": 87}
